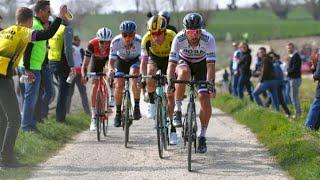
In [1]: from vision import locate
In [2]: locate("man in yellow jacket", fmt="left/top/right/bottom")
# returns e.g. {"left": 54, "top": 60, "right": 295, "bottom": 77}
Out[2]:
{"left": 0, "top": 5, "right": 67, "bottom": 168}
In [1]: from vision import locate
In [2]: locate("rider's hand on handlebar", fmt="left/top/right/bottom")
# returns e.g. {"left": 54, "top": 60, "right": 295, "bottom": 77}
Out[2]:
{"left": 207, "top": 82, "right": 216, "bottom": 98}
{"left": 108, "top": 69, "right": 115, "bottom": 80}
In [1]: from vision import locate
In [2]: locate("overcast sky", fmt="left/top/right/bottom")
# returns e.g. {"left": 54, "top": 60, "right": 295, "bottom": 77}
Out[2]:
{"left": 50, "top": 0, "right": 262, "bottom": 14}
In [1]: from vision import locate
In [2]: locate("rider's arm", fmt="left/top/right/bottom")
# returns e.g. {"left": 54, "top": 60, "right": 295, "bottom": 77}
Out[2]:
{"left": 31, "top": 17, "right": 62, "bottom": 41}
{"left": 140, "top": 35, "right": 150, "bottom": 76}
{"left": 206, "top": 34, "right": 217, "bottom": 83}
{"left": 64, "top": 26, "right": 74, "bottom": 68}
{"left": 167, "top": 35, "right": 180, "bottom": 80}
{"left": 82, "top": 44, "right": 93, "bottom": 77}
{"left": 108, "top": 40, "right": 117, "bottom": 72}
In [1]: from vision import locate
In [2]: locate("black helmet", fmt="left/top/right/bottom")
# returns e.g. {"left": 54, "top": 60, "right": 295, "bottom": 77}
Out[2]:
{"left": 158, "top": 10, "right": 170, "bottom": 24}
{"left": 183, "top": 13, "right": 203, "bottom": 29}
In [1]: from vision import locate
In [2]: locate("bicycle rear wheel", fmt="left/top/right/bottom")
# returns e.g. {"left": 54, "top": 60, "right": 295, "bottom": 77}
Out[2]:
{"left": 163, "top": 106, "right": 169, "bottom": 151}
{"left": 187, "top": 102, "right": 195, "bottom": 171}
{"left": 103, "top": 94, "right": 108, "bottom": 137}
{"left": 96, "top": 91, "right": 102, "bottom": 141}
{"left": 124, "top": 92, "right": 131, "bottom": 148}
{"left": 156, "top": 98, "right": 164, "bottom": 158}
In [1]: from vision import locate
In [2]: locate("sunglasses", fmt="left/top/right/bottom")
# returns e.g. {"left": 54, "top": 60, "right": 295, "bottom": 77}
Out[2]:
{"left": 185, "top": 29, "right": 201, "bottom": 36}
{"left": 150, "top": 31, "right": 164, "bottom": 37}
{"left": 99, "top": 40, "right": 109, "bottom": 44}
{"left": 122, "top": 33, "right": 135, "bottom": 38}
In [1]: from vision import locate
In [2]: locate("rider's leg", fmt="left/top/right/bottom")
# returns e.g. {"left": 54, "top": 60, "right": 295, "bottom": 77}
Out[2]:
{"left": 175, "top": 65, "right": 190, "bottom": 112}
{"left": 145, "top": 64, "right": 157, "bottom": 118}
{"left": 90, "top": 79, "right": 99, "bottom": 118}
{"left": 198, "top": 92, "right": 212, "bottom": 137}
{"left": 146, "top": 63, "right": 157, "bottom": 102}
{"left": 114, "top": 77, "right": 125, "bottom": 114}
{"left": 89, "top": 79, "right": 99, "bottom": 130}
{"left": 173, "top": 64, "right": 190, "bottom": 127}
{"left": 130, "top": 67, "right": 142, "bottom": 120}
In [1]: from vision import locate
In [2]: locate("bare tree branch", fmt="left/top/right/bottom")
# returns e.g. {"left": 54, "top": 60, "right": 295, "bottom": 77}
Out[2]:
{"left": 267, "top": 0, "right": 291, "bottom": 20}
{"left": 305, "top": 0, "right": 320, "bottom": 20}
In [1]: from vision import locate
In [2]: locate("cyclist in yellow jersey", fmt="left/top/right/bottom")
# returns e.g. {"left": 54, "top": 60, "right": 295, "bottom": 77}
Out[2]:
{"left": 140, "top": 15, "right": 178, "bottom": 144}
{"left": 0, "top": 6, "right": 67, "bottom": 168}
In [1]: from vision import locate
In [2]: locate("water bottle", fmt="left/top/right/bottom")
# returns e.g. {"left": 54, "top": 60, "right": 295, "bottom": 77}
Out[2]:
{"left": 66, "top": 72, "right": 76, "bottom": 84}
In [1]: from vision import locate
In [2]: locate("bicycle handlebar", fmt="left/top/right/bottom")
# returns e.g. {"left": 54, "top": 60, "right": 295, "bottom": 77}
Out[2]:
{"left": 170, "top": 79, "right": 212, "bottom": 85}
{"left": 142, "top": 74, "right": 167, "bottom": 80}
{"left": 114, "top": 75, "right": 139, "bottom": 79}
{"left": 87, "top": 72, "right": 107, "bottom": 77}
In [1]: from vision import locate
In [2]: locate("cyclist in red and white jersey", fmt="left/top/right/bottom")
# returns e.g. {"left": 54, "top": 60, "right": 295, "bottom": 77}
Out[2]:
{"left": 81, "top": 27, "right": 112, "bottom": 130}
{"left": 167, "top": 13, "right": 216, "bottom": 153}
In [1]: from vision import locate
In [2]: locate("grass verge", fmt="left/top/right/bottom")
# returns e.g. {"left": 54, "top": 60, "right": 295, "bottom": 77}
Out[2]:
{"left": 212, "top": 93, "right": 320, "bottom": 179}
{"left": 0, "top": 112, "right": 90, "bottom": 179}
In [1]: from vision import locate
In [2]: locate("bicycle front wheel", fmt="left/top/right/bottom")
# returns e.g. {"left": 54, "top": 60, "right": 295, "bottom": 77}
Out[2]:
{"left": 124, "top": 92, "right": 131, "bottom": 148}
{"left": 96, "top": 91, "right": 102, "bottom": 141}
{"left": 187, "top": 102, "right": 195, "bottom": 171}
{"left": 156, "top": 98, "right": 164, "bottom": 158}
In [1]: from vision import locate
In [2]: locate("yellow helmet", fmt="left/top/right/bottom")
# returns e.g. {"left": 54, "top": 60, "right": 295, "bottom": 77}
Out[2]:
{"left": 147, "top": 15, "right": 167, "bottom": 33}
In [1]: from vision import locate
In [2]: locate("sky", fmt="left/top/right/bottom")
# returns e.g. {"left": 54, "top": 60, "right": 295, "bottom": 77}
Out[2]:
{"left": 50, "top": 0, "right": 262, "bottom": 14}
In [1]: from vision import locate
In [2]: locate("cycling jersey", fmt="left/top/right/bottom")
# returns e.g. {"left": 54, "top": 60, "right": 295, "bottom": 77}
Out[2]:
{"left": 141, "top": 29, "right": 176, "bottom": 58}
{"left": 169, "top": 29, "right": 216, "bottom": 64}
{"left": 109, "top": 34, "right": 141, "bottom": 62}
{"left": 109, "top": 34, "right": 141, "bottom": 76}
{"left": 85, "top": 38, "right": 110, "bottom": 73}
{"left": 0, "top": 25, "right": 32, "bottom": 76}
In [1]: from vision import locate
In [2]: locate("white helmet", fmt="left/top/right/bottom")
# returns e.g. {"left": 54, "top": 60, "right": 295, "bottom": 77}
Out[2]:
{"left": 96, "top": 27, "right": 112, "bottom": 41}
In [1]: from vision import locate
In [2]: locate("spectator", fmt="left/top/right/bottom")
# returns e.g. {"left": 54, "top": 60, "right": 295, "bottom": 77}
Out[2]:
{"left": 280, "top": 56, "right": 292, "bottom": 105}
{"left": 0, "top": 5, "right": 65, "bottom": 168}
{"left": 66, "top": 35, "right": 90, "bottom": 115}
{"left": 253, "top": 54, "right": 280, "bottom": 111}
{"left": 271, "top": 53, "right": 291, "bottom": 117}
{"left": 237, "top": 42, "right": 253, "bottom": 100}
{"left": 48, "top": 9, "right": 75, "bottom": 123}
{"left": 231, "top": 42, "right": 241, "bottom": 96}
{"left": 18, "top": 0, "right": 53, "bottom": 131}
{"left": 305, "top": 49, "right": 320, "bottom": 130}
{"left": 253, "top": 47, "right": 266, "bottom": 77}
{"left": 287, "top": 42, "right": 302, "bottom": 118}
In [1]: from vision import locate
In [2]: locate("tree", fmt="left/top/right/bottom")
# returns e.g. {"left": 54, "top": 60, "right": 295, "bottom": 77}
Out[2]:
{"left": 267, "top": 0, "right": 291, "bottom": 20}
{"left": 66, "top": 0, "right": 105, "bottom": 30}
{"left": 305, "top": 0, "right": 320, "bottom": 20}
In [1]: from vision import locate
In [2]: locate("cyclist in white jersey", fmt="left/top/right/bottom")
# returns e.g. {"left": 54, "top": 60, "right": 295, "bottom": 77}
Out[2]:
{"left": 108, "top": 20, "right": 142, "bottom": 127}
{"left": 167, "top": 13, "right": 216, "bottom": 153}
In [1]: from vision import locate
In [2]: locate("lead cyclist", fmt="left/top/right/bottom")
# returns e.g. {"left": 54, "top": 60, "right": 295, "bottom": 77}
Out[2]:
{"left": 167, "top": 13, "right": 216, "bottom": 153}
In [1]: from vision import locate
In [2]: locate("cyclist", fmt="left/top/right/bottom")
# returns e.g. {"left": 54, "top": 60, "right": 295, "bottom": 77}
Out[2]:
{"left": 167, "top": 13, "right": 216, "bottom": 153}
{"left": 108, "top": 20, "right": 142, "bottom": 127}
{"left": 81, "top": 27, "right": 112, "bottom": 131}
{"left": 140, "top": 15, "right": 178, "bottom": 144}
{"left": 158, "top": 10, "right": 178, "bottom": 33}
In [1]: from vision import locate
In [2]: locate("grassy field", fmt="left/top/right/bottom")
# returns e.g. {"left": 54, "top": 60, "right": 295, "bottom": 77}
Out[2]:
{"left": 213, "top": 78, "right": 320, "bottom": 179}
{"left": 77, "top": 6, "right": 320, "bottom": 42}
{"left": 0, "top": 112, "right": 90, "bottom": 179}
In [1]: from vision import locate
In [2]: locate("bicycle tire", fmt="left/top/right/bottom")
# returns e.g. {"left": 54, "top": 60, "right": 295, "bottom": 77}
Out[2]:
{"left": 96, "top": 91, "right": 102, "bottom": 141}
{"left": 103, "top": 94, "right": 109, "bottom": 137}
{"left": 124, "top": 92, "right": 130, "bottom": 148}
{"left": 187, "top": 102, "right": 194, "bottom": 171}
{"left": 156, "top": 98, "right": 164, "bottom": 158}
{"left": 163, "top": 106, "right": 168, "bottom": 151}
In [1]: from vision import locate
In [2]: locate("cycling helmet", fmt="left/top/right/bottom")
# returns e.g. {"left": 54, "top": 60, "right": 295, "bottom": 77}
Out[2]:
{"left": 96, "top": 27, "right": 112, "bottom": 41}
{"left": 147, "top": 15, "right": 167, "bottom": 33}
{"left": 183, "top": 13, "right": 203, "bottom": 29}
{"left": 158, "top": 10, "right": 170, "bottom": 24}
{"left": 120, "top": 20, "right": 137, "bottom": 33}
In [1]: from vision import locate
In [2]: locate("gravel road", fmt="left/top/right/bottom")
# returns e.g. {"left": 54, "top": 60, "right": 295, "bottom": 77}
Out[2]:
{"left": 29, "top": 97, "right": 289, "bottom": 180}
